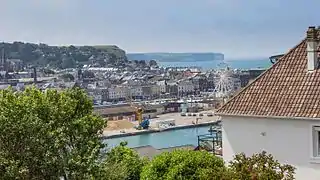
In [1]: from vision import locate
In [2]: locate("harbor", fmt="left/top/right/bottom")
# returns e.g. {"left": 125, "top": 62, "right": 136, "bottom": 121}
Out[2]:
{"left": 103, "top": 110, "right": 223, "bottom": 158}
{"left": 102, "top": 120, "right": 218, "bottom": 139}
{"left": 102, "top": 111, "right": 220, "bottom": 138}
{"left": 104, "top": 125, "right": 213, "bottom": 149}
{"left": 104, "top": 121, "right": 222, "bottom": 158}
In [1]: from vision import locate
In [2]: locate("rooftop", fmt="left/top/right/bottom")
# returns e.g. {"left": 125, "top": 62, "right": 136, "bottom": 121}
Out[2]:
{"left": 216, "top": 27, "right": 320, "bottom": 119}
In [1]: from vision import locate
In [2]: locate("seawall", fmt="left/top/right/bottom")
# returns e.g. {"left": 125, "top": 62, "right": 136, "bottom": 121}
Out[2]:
{"left": 102, "top": 121, "right": 218, "bottom": 139}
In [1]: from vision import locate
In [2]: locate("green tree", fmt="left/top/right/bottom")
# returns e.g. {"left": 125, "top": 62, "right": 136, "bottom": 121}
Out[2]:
{"left": 133, "top": 60, "right": 139, "bottom": 65}
{"left": 139, "top": 60, "right": 146, "bottom": 67}
{"left": 140, "top": 150, "right": 227, "bottom": 180}
{"left": 62, "top": 56, "right": 76, "bottom": 69}
{"left": 107, "top": 54, "right": 117, "bottom": 65}
{"left": 229, "top": 151, "right": 296, "bottom": 180}
{"left": 101, "top": 141, "right": 147, "bottom": 180}
{"left": 148, "top": 59, "right": 158, "bottom": 67}
{"left": 60, "top": 73, "right": 75, "bottom": 82}
{"left": 97, "top": 160, "right": 129, "bottom": 180}
{"left": 0, "top": 87, "right": 106, "bottom": 179}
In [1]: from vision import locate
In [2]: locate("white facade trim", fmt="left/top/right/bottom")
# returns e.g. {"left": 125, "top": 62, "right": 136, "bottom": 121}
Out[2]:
{"left": 310, "top": 124, "right": 320, "bottom": 164}
{"left": 222, "top": 116, "right": 320, "bottom": 180}
{"left": 217, "top": 113, "right": 320, "bottom": 121}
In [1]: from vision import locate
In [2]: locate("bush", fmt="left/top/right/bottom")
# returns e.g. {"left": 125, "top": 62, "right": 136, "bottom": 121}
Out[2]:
{"left": 229, "top": 151, "right": 296, "bottom": 180}
{"left": 141, "top": 150, "right": 227, "bottom": 180}
{"left": 102, "top": 142, "right": 147, "bottom": 180}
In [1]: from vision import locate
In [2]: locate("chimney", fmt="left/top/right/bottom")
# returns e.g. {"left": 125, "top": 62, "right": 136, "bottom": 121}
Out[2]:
{"left": 306, "top": 26, "right": 319, "bottom": 71}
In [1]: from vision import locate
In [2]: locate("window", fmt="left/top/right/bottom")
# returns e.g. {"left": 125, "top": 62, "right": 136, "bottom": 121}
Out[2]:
{"left": 312, "top": 126, "right": 320, "bottom": 157}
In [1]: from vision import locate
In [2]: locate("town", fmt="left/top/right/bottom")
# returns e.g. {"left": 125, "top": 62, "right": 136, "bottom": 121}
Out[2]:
{"left": 4, "top": 1, "right": 319, "bottom": 178}
{"left": 0, "top": 51, "right": 267, "bottom": 133}
{"left": 0, "top": 45, "right": 267, "bottom": 146}
{"left": 0, "top": 44, "right": 264, "bottom": 105}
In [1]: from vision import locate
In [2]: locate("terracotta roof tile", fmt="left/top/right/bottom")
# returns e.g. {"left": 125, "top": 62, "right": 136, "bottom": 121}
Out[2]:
{"left": 216, "top": 30, "right": 320, "bottom": 118}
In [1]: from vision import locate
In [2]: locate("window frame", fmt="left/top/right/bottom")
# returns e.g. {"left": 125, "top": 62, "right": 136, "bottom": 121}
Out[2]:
{"left": 310, "top": 125, "right": 320, "bottom": 163}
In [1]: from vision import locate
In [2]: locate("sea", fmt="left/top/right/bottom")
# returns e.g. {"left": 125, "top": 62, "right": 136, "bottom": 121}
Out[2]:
{"left": 158, "top": 58, "right": 272, "bottom": 70}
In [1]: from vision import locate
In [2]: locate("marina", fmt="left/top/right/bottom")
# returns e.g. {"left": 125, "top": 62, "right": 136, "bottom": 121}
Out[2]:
{"left": 103, "top": 120, "right": 217, "bottom": 139}
{"left": 104, "top": 124, "right": 219, "bottom": 149}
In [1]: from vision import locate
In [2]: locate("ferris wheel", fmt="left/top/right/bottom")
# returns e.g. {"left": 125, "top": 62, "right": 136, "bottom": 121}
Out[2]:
{"left": 214, "top": 62, "right": 235, "bottom": 98}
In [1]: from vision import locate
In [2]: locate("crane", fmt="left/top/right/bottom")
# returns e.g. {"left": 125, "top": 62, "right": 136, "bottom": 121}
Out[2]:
{"left": 126, "top": 90, "right": 148, "bottom": 129}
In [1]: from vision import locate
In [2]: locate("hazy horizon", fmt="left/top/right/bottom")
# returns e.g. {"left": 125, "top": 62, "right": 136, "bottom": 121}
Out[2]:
{"left": 1, "top": 0, "right": 319, "bottom": 59}
{"left": 0, "top": 41, "right": 269, "bottom": 59}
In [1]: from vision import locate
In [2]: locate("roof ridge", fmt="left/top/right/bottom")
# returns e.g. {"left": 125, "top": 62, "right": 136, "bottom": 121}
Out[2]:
{"left": 216, "top": 38, "right": 307, "bottom": 115}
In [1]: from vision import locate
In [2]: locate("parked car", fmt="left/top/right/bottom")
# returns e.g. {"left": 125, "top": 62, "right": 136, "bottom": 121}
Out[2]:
{"left": 181, "top": 112, "right": 186, "bottom": 116}
{"left": 207, "top": 112, "right": 213, "bottom": 117}
{"left": 188, "top": 113, "right": 192, "bottom": 116}
{"left": 199, "top": 113, "right": 204, "bottom": 116}
{"left": 192, "top": 113, "right": 197, "bottom": 116}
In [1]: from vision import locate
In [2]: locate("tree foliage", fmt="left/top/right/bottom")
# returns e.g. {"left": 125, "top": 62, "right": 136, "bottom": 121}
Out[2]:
{"left": 0, "top": 85, "right": 297, "bottom": 180}
{"left": 97, "top": 160, "right": 130, "bottom": 180}
{"left": 61, "top": 56, "right": 76, "bottom": 69}
{"left": 0, "top": 87, "right": 106, "bottom": 179}
{"left": 148, "top": 60, "right": 158, "bottom": 67}
{"left": 102, "top": 141, "right": 147, "bottom": 180}
{"left": 139, "top": 149, "right": 296, "bottom": 180}
{"left": 229, "top": 151, "right": 296, "bottom": 180}
{"left": 0, "top": 42, "right": 127, "bottom": 69}
{"left": 140, "top": 150, "right": 227, "bottom": 180}
{"left": 139, "top": 60, "right": 146, "bottom": 67}
{"left": 60, "top": 73, "right": 75, "bottom": 82}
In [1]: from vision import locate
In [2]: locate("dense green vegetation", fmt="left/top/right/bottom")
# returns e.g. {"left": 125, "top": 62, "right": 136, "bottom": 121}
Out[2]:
{"left": 0, "top": 87, "right": 106, "bottom": 179}
{"left": 59, "top": 73, "right": 75, "bottom": 82}
{"left": 0, "top": 87, "right": 295, "bottom": 180}
{"left": 141, "top": 150, "right": 227, "bottom": 180}
{"left": 229, "top": 151, "right": 295, "bottom": 180}
{"left": 0, "top": 42, "right": 127, "bottom": 69}
{"left": 141, "top": 150, "right": 295, "bottom": 180}
{"left": 104, "top": 142, "right": 147, "bottom": 180}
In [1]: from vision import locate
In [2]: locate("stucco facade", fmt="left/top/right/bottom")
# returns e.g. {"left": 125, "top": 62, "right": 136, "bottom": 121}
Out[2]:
{"left": 222, "top": 116, "right": 320, "bottom": 180}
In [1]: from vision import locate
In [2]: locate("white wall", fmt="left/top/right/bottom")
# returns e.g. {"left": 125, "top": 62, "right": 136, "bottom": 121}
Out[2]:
{"left": 222, "top": 116, "right": 320, "bottom": 180}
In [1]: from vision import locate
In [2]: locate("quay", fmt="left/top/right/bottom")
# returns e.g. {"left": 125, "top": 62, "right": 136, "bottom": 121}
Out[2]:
{"left": 103, "top": 111, "right": 220, "bottom": 138}
{"left": 102, "top": 121, "right": 219, "bottom": 139}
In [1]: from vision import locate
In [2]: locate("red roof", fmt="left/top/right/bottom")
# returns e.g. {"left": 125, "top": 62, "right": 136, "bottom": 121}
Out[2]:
{"left": 216, "top": 28, "right": 320, "bottom": 118}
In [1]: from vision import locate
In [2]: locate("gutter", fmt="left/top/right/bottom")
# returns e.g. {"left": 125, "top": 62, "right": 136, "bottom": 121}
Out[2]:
{"left": 215, "top": 113, "right": 320, "bottom": 121}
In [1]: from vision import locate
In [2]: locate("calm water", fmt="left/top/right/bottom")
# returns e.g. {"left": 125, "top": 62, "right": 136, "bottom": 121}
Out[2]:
{"left": 160, "top": 59, "right": 272, "bottom": 70}
{"left": 104, "top": 125, "right": 211, "bottom": 149}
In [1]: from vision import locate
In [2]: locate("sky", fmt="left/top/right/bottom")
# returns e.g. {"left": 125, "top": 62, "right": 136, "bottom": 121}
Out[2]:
{"left": 1, "top": 0, "right": 320, "bottom": 59}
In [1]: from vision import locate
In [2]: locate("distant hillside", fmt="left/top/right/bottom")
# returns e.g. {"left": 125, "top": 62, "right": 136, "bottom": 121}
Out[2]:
{"left": 0, "top": 42, "right": 127, "bottom": 69}
{"left": 126, "top": 53, "right": 224, "bottom": 62}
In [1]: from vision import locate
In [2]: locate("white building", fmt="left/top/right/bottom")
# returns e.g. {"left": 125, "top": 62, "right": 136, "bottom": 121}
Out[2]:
{"left": 216, "top": 27, "right": 320, "bottom": 180}
{"left": 108, "top": 85, "right": 128, "bottom": 100}
{"left": 177, "top": 80, "right": 194, "bottom": 95}
{"left": 157, "top": 80, "right": 167, "bottom": 94}
{"left": 150, "top": 84, "right": 161, "bottom": 98}
{"left": 129, "top": 85, "right": 143, "bottom": 97}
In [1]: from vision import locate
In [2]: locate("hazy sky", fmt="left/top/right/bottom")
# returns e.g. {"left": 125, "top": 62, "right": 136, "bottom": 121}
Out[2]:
{"left": 1, "top": 0, "right": 319, "bottom": 58}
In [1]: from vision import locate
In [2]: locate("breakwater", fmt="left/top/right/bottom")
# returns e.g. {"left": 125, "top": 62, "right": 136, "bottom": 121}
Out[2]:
{"left": 102, "top": 121, "right": 218, "bottom": 139}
